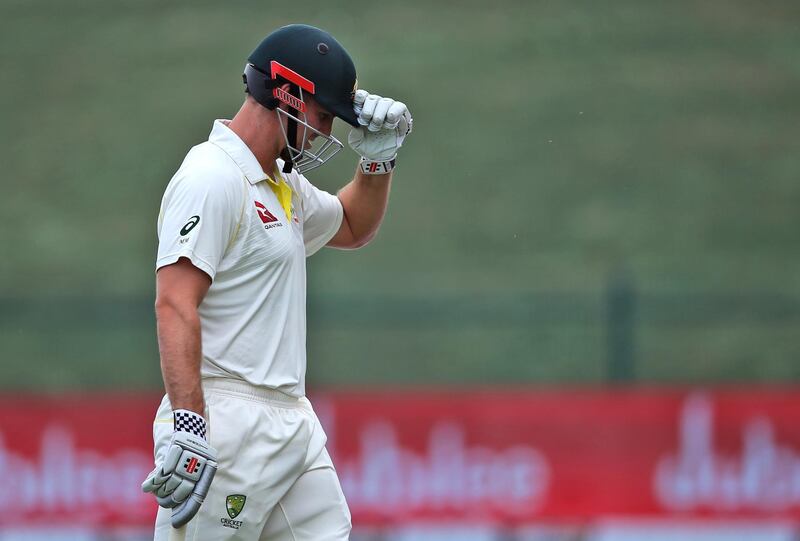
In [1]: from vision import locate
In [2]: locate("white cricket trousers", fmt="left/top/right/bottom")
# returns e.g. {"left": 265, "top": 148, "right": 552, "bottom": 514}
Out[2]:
{"left": 151, "top": 378, "right": 351, "bottom": 540}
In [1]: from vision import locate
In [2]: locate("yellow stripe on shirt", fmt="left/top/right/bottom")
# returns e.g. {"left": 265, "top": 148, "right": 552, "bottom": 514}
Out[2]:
{"left": 266, "top": 168, "right": 293, "bottom": 222}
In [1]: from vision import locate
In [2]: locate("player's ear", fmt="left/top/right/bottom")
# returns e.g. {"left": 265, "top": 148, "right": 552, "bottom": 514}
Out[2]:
{"left": 275, "top": 83, "right": 296, "bottom": 113}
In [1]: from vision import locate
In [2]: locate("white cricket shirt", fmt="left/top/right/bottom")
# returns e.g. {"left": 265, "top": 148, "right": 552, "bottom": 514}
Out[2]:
{"left": 156, "top": 119, "right": 343, "bottom": 397}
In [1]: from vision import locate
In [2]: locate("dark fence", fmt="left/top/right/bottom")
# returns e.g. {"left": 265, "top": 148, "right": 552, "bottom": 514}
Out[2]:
{"left": 2, "top": 272, "right": 800, "bottom": 389}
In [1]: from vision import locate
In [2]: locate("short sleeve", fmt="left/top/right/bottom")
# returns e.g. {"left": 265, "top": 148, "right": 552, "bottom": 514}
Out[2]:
{"left": 292, "top": 172, "right": 343, "bottom": 257}
{"left": 156, "top": 162, "right": 242, "bottom": 280}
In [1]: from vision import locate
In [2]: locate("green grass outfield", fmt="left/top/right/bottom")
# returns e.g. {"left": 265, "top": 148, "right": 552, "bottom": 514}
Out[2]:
{"left": 1, "top": 0, "right": 799, "bottom": 390}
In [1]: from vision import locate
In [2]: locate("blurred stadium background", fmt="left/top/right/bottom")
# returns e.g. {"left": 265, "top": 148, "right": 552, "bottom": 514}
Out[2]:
{"left": 1, "top": 0, "right": 799, "bottom": 539}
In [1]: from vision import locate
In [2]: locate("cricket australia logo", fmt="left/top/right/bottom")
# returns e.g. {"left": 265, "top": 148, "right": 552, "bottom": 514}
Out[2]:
{"left": 221, "top": 494, "right": 246, "bottom": 529}
{"left": 226, "top": 494, "right": 246, "bottom": 518}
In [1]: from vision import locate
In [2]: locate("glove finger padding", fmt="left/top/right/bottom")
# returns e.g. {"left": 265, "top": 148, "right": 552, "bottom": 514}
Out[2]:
{"left": 171, "top": 459, "right": 218, "bottom": 528}
{"left": 141, "top": 467, "right": 170, "bottom": 494}
{"left": 357, "top": 93, "right": 382, "bottom": 127}
{"left": 156, "top": 493, "right": 179, "bottom": 509}
{"left": 156, "top": 477, "right": 195, "bottom": 508}
{"left": 368, "top": 97, "right": 395, "bottom": 132}
{"left": 171, "top": 477, "right": 196, "bottom": 503}
{"left": 384, "top": 101, "right": 408, "bottom": 130}
{"left": 353, "top": 89, "right": 369, "bottom": 116}
{"left": 164, "top": 470, "right": 185, "bottom": 493}
{"left": 154, "top": 473, "right": 184, "bottom": 499}
{"left": 161, "top": 441, "right": 184, "bottom": 475}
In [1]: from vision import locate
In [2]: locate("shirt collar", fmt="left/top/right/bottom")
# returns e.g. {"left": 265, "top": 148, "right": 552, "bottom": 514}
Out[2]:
{"left": 208, "top": 119, "right": 270, "bottom": 185}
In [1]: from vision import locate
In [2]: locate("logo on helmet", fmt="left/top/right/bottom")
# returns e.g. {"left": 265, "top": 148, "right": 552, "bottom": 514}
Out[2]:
{"left": 270, "top": 61, "right": 316, "bottom": 112}
{"left": 274, "top": 88, "right": 306, "bottom": 112}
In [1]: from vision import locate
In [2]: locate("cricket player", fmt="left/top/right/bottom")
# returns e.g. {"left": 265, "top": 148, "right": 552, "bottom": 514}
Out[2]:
{"left": 141, "top": 24, "right": 412, "bottom": 540}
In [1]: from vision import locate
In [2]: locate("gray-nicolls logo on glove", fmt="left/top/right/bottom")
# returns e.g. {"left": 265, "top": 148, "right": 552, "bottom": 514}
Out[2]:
{"left": 142, "top": 409, "right": 218, "bottom": 528}
{"left": 349, "top": 89, "right": 413, "bottom": 175}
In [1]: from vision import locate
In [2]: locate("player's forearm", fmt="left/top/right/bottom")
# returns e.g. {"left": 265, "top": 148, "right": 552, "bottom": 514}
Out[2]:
{"left": 337, "top": 170, "right": 392, "bottom": 248}
{"left": 155, "top": 300, "right": 205, "bottom": 414}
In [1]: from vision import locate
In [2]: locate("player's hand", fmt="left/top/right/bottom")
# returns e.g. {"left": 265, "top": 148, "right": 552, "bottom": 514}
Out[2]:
{"left": 348, "top": 90, "right": 413, "bottom": 162}
{"left": 142, "top": 410, "right": 218, "bottom": 528}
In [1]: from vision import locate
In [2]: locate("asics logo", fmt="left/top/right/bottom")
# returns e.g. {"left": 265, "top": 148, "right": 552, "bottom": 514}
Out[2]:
{"left": 180, "top": 215, "right": 200, "bottom": 236}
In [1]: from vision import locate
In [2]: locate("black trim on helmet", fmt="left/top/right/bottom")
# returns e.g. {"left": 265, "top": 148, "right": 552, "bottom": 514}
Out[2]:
{"left": 244, "top": 63, "right": 304, "bottom": 173}
{"left": 242, "top": 63, "right": 281, "bottom": 110}
{"left": 282, "top": 83, "right": 301, "bottom": 173}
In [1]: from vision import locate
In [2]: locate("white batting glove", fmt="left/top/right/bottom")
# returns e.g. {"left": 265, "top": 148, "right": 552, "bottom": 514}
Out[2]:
{"left": 142, "top": 409, "right": 218, "bottom": 528}
{"left": 348, "top": 90, "right": 412, "bottom": 173}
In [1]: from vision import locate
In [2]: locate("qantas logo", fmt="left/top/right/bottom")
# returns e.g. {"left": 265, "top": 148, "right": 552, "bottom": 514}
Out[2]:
{"left": 254, "top": 201, "right": 278, "bottom": 223}
{"left": 254, "top": 201, "right": 283, "bottom": 230}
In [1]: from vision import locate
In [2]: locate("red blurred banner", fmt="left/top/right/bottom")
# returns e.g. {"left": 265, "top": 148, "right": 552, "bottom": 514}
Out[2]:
{"left": 0, "top": 393, "right": 157, "bottom": 528}
{"left": 1, "top": 388, "right": 800, "bottom": 528}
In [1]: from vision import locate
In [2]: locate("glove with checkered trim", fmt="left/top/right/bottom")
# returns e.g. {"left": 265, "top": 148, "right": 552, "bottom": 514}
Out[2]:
{"left": 142, "top": 409, "right": 218, "bottom": 528}
{"left": 348, "top": 89, "right": 413, "bottom": 175}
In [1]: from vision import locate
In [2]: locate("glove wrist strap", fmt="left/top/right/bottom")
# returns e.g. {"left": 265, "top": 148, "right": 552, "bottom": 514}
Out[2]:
{"left": 173, "top": 409, "right": 207, "bottom": 440}
{"left": 359, "top": 156, "right": 396, "bottom": 175}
